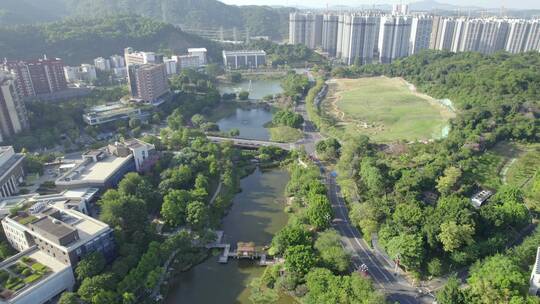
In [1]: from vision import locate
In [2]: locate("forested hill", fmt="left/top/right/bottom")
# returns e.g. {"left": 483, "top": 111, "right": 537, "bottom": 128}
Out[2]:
{"left": 0, "top": 0, "right": 67, "bottom": 25}
{"left": 0, "top": 15, "right": 221, "bottom": 65}
{"left": 0, "top": 0, "right": 292, "bottom": 40}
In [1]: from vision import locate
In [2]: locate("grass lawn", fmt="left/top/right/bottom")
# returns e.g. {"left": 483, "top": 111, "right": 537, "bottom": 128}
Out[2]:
{"left": 468, "top": 152, "right": 505, "bottom": 190}
{"left": 269, "top": 126, "right": 303, "bottom": 143}
{"left": 324, "top": 77, "right": 454, "bottom": 142}
{"left": 505, "top": 144, "right": 540, "bottom": 211}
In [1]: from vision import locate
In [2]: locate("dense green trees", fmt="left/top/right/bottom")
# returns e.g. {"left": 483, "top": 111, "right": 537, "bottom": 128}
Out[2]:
{"left": 272, "top": 110, "right": 304, "bottom": 129}
{"left": 280, "top": 72, "right": 311, "bottom": 98}
{"left": 314, "top": 230, "right": 350, "bottom": 273}
{"left": 0, "top": 15, "right": 220, "bottom": 65}
{"left": 304, "top": 268, "right": 384, "bottom": 304}
{"left": 468, "top": 254, "right": 528, "bottom": 303}
{"left": 332, "top": 51, "right": 539, "bottom": 279}
{"left": 75, "top": 252, "right": 106, "bottom": 281}
{"left": 249, "top": 40, "right": 324, "bottom": 67}
{"left": 315, "top": 138, "right": 341, "bottom": 160}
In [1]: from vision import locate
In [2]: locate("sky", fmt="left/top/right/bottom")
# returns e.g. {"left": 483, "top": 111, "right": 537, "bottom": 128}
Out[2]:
{"left": 218, "top": 0, "right": 540, "bottom": 10}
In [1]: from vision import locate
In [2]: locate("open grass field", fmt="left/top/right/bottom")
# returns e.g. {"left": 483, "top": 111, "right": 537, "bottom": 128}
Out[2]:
{"left": 324, "top": 77, "right": 455, "bottom": 142}
{"left": 268, "top": 126, "right": 303, "bottom": 143}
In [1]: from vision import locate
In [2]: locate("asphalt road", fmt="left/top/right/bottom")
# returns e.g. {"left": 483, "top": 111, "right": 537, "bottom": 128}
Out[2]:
{"left": 294, "top": 99, "right": 435, "bottom": 304}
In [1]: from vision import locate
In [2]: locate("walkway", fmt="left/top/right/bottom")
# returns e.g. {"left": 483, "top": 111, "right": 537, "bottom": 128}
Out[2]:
{"left": 207, "top": 136, "right": 294, "bottom": 150}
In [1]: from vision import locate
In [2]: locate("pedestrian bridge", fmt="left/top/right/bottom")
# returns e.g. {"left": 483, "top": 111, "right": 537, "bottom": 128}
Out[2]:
{"left": 207, "top": 136, "right": 294, "bottom": 150}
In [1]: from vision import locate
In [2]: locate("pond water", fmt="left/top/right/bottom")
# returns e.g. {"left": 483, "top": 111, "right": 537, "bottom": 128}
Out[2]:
{"left": 216, "top": 107, "right": 273, "bottom": 141}
{"left": 165, "top": 168, "right": 294, "bottom": 304}
{"left": 218, "top": 79, "right": 283, "bottom": 100}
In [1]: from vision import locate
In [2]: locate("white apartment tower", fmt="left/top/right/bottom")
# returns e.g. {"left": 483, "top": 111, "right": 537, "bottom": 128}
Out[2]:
{"left": 378, "top": 15, "right": 412, "bottom": 64}
{"left": 438, "top": 18, "right": 456, "bottom": 50}
{"left": 340, "top": 15, "right": 380, "bottom": 65}
{"left": 289, "top": 13, "right": 307, "bottom": 45}
{"left": 505, "top": 19, "right": 530, "bottom": 53}
{"left": 452, "top": 18, "right": 483, "bottom": 52}
{"left": 410, "top": 16, "right": 433, "bottom": 55}
{"left": 524, "top": 20, "right": 540, "bottom": 52}
{"left": 322, "top": 14, "right": 340, "bottom": 57}
{"left": 478, "top": 19, "right": 509, "bottom": 54}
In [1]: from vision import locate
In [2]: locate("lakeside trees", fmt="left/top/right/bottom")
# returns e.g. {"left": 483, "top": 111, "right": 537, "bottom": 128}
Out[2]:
{"left": 254, "top": 159, "right": 382, "bottom": 302}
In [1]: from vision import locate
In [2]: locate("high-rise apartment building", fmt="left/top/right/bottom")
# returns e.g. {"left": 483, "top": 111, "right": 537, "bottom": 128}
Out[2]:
{"left": 322, "top": 14, "right": 340, "bottom": 56}
{"left": 410, "top": 16, "right": 433, "bottom": 55}
{"left": 378, "top": 15, "right": 412, "bottom": 64}
{"left": 392, "top": 4, "right": 409, "bottom": 15}
{"left": 128, "top": 64, "right": 169, "bottom": 103}
{"left": 437, "top": 18, "right": 456, "bottom": 50}
{"left": 0, "top": 73, "right": 28, "bottom": 142}
{"left": 505, "top": 19, "right": 530, "bottom": 53}
{"left": 289, "top": 13, "right": 307, "bottom": 45}
{"left": 430, "top": 16, "right": 444, "bottom": 50}
{"left": 2, "top": 57, "right": 67, "bottom": 97}
{"left": 524, "top": 20, "right": 540, "bottom": 51}
{"left": 478, "top": 19, "right": 508, "bottom": 54}
{"left": 452, "top": 18, "right": 483, "bottom": 52}
{"left": 339, "top": 15, "right": 380, "bottom": 65}
{"left": 289, "top": 13, "right": 323, "bottom": 49}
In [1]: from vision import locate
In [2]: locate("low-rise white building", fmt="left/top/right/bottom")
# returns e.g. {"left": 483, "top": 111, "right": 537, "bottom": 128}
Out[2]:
{"left": 63, "top": 65, "right": 96, "bottom": 84}
{"left": 174, "top": 55, "right": 201, "bottom": 70}
{"left": 82, "top": 102, "right": 149, "bottom": 126}
{"left": 55, "top": 139, "right": 156, "bottom": 190}
{"left": 188, "top": 48, "right": 208, "bottom": 66}
{"left": 223, "top": 50, "right": 267, "bottom": 69}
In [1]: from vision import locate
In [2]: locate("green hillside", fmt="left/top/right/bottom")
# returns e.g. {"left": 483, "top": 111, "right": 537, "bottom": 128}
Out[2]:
{"left": 0, "top": 15, "right": 221, "bottom": 65}
{"left": 0, "top": 0, "right": 292, "bottom": 40}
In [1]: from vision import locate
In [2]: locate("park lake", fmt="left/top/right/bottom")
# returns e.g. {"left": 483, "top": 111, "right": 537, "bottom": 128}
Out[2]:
{"left": 165, "top": 168, "right": 294, "bottom": 304}
{"left": 215, "top": 78, "right": 285, "bottom": 141}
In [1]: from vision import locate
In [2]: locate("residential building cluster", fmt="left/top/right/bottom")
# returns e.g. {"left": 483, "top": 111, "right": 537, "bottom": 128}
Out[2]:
{"left": 1, "top": 57, "right": 67, "bottom": 97}
{"left": 124, "top": 47, "right": 207, "bottom": 104}
{"left": 93, "top": 55, "right": 127, "bottom": 81}
{"left": 290, "top": 11, "right": 540, "bottom": 65}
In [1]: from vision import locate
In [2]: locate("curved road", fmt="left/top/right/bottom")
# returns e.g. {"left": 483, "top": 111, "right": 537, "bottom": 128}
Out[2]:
{"left": 295, "top": 100, "right": 435, "bottom": 304}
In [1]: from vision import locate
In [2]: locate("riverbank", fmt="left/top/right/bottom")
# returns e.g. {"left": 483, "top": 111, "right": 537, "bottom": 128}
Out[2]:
{"left": 164, "top": 166, "right": 293, "bottom": 304}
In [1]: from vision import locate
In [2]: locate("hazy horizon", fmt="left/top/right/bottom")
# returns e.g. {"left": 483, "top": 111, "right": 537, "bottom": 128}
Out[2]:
{"left": 218, "top": 0, "right": 540, "bottom": 10}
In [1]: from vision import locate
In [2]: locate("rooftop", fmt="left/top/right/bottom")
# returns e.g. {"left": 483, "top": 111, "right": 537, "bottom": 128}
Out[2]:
{"left": 0, "top": 147, "right": 24, "bottom": 179}
{"left": 0, "top": 248, "right": 68, "bottom": 301}
{"left": 223, "top": 50, "right": 266, "bottom": 56}
{"left": 188, "top": 48, "right": 208, "bottom": 53}
{"left": 6, "top": 199, "right": 110, "bottom": 250}
{"left": 0, "top": 188, "right": 98, "bottom": 217}
{"left": 56, "top": 151, "right": 132, "bottom": 185}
